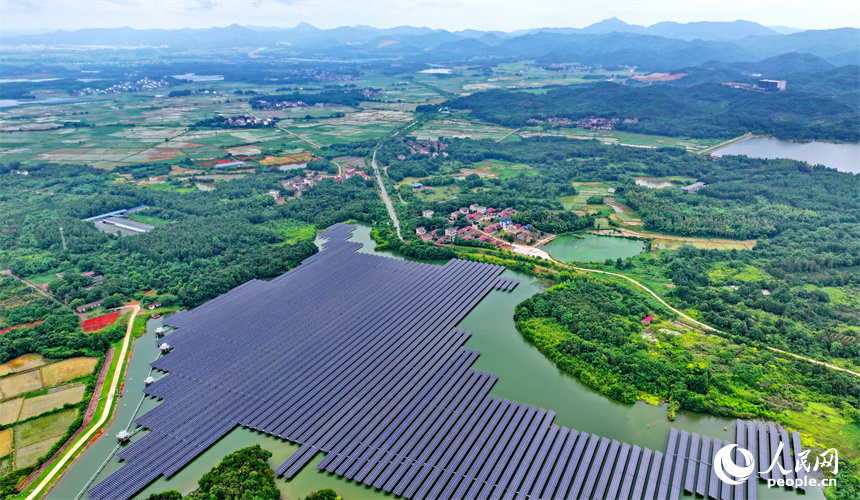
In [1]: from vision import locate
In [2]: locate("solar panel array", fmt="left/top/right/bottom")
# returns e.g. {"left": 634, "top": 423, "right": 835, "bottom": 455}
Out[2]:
{"left": 656, "top": 420, "right": 807, "bottom": 500}
{"left": 89, "top": 224, "right": 801, "bottom": 500}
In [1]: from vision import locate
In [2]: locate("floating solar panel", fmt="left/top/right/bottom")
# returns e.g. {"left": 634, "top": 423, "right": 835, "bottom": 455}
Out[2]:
{"left": 88, "top": 223, "right": 778, "bottom": 500}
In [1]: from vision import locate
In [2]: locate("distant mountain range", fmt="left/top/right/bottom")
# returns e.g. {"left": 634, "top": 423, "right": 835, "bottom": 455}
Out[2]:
{"left": 5, "top": 18, "right": 858, "bottom": 71}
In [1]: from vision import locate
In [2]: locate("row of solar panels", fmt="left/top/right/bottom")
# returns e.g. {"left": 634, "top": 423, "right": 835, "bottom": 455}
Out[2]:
{"left": 90, "top": 224, "right": 515, "bottom": 499}
{"left": 494, "top": 276, "right": 519, "bottom": 291}
{"left": 89, "top": 224, "right": 800, "bottom": 500}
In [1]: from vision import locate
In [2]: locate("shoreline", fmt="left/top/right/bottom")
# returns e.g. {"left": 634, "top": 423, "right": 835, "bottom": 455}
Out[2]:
{"left": 703, "top": 134, "right": 860, "bottom": 156}
{"left": 696, "top": 132, "right": 754, "bottom": 155}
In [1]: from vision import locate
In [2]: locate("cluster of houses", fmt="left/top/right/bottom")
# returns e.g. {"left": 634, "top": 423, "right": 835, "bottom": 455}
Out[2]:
{"left": 280, "top": 171, "right": 323, "bottom": 196}
{"left": 577, "top": 116, "right": 638, "bottom": 131}
{"left": 527, "top": 117, "right": 573, "bottom": 126}
{"left": 73, "top": 78, "right": 169, "bottom": 96}
{"left": 416, "top": 204, "right": 545, "bottom": 246}
{"left": 396, "top": 140, "right": 448, "bottom": 160}
{"left": 219, "top": 116, "right": 274, "bottom": 128}
{"left": 334, "top": 165, "right": 371, "bottom": 182}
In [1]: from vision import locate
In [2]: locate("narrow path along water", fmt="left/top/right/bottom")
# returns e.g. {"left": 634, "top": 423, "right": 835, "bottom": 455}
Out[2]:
{"left": 28, "top": 304, "right": 139, "bottom": 500}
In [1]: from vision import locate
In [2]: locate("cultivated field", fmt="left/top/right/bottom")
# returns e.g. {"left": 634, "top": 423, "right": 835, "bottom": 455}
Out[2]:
{"left": 0, "top": 399, "right": 22, "bottom": 426}
{"left": 0, "top": 429, "right": 11, "bottom": 458}
{"left": 13, "top": 409, "right": 79, "bottom": 468}
{"left": 0, "top": 370, "right": 43, "bottom": 400}
{"left": 39, "top": 358, "right": 99, "bottom": 387}
{"left": 0, "top": 354, "right": 47, "bottom": 378}
{"left": 18, "top": 384, "right": 86, "bottom": 421}
{"left": 410, "top": 120, "right": 513, "bottom": 141}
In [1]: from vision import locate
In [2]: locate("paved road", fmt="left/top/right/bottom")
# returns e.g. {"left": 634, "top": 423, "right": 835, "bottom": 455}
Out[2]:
{"left": 372, "top": 149, "right": 402, "bottom": 241}
{"left": 25, "top": 304, "right": 141, "bottom": 500}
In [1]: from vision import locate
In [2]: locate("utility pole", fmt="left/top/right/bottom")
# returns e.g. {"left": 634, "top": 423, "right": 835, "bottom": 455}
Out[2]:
{"left": 59, "top": 227, "right": 67, "bottom": 251}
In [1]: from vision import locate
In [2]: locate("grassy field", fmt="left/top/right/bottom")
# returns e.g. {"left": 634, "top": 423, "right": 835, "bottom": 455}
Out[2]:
{"left": 412, "top": 185, "right": 460, "bottom": 202}
{"left": 266, "top": 220, "right": 317, "bottom": 245}
{"left": 521, "top": 127, "right": 718, "bottom": 151}
{"left": 708, "top": 262, "right": 773, "bottom": 284}
{"left": 469, "top": 159, "right": 536, "bottom": 179}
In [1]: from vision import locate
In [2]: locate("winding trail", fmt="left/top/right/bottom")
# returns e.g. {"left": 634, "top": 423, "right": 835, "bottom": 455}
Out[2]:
{"left": 566, "top": 263, "right": 860, "bottom": 378}
{"left": 25, "top": 304, "right": 141, "bottom": 500}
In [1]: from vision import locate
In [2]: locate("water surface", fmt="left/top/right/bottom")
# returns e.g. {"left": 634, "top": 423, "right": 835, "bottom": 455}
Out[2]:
{"left": 542, "top": 233, "right": 645, "bottom": 263}
{"left": 713, "top": 138, "right": 860, "bottom": 174}
{"left": 49, "top": 224, "right": 817, "bottom": 499}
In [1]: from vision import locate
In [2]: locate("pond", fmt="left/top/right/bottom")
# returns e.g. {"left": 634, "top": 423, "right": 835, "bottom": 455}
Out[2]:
{"left": 541, "top": 233, "right": 645, "bottom": 263}
{"left": 713, "top": 137, "right": 860, "bottom": 174}
{"left": 49, "top": 224, "right": 817, "bottom": 499}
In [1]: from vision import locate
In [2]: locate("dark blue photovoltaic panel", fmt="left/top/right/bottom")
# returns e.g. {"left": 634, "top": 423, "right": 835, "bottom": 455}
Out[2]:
{"left": 87, "top": 223, "right": 779, "bottom": 500}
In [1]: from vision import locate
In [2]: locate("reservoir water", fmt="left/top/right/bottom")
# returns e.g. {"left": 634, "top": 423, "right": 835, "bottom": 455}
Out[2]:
{"left": 49, "top": 224, "right": 818, "bottom": 499}
{"left": 541, "top": 233, "right": 645, "bottom": 263}
{"left": 713, "top": 138, "right": 860, "bottom": 174}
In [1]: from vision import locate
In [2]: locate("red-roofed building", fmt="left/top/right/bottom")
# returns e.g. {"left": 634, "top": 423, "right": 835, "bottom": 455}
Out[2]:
{"left": 642, "top": 315, "right": 654, "bottom": 325}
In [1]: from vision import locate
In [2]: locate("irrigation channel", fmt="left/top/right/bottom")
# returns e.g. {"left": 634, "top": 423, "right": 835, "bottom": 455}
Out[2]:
{"left": 47, "top": 224, "right": 820, "bottom": 500}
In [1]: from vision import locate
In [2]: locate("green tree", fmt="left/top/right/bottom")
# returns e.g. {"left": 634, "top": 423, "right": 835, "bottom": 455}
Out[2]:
{"left": 187, "top": 445, "right": 280, "bottom": 500}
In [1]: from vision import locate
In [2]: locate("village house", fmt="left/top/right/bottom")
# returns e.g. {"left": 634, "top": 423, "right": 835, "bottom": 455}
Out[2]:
{"left": 500, "top": 218, "right": 513, "bottom": 229}
{"left": 416, "top": 227, "right": 427, "bottom": 236}
{"left": 76, "top": 300, "right": 104, "bottom": 314}
{"left": 449, "top": 211, "right": 460, "bottom": 221}
{"left": 469, "top": 203, "right": 481, "bottom": 212}
{"left": 422, "top": 210, "right": 434, "bottom": 218}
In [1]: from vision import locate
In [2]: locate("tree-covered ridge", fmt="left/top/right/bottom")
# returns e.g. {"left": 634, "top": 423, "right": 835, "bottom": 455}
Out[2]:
{"left": 514, "top": 273, "right": 860, "bottom": 430}
{"left": 421, "top": 81, "right": 860, "bottom": 141}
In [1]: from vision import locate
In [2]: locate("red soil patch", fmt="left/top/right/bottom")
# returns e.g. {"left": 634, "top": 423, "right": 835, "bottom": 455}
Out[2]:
{"left": 0, "top": 321, "right": 43, "bottom": 335}
{"left": 82, "top": 312, "right": 121, "bottom": 333}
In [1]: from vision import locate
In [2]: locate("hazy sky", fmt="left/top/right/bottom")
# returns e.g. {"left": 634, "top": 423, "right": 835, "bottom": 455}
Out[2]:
{"left": 2, "top": 0, "right": 859, "bottom": 34}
